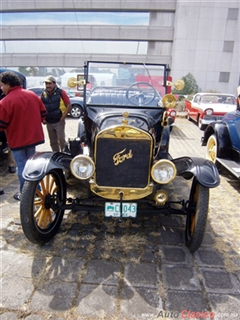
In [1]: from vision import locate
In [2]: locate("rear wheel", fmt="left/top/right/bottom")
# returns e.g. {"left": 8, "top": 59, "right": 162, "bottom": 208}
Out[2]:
{"left": 20, "top": 169, "right": 66, "bottom": 244}
{"left": 185, "top": 178, "right": 209, "bottom": 252}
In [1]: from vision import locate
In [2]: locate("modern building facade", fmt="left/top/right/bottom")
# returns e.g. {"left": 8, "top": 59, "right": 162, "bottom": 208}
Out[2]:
{"left": 1, "top": 0, "right": 239, "bottom": 94}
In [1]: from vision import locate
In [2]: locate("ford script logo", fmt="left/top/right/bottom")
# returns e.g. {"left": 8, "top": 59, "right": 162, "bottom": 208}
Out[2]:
{"left": 113, "top": 148, "right": 133, "bottom": 166}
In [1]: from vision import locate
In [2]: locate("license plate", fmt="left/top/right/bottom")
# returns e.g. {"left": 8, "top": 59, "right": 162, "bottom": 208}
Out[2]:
{"left": 105, "top": 202, "right": 137, "bottom": 218}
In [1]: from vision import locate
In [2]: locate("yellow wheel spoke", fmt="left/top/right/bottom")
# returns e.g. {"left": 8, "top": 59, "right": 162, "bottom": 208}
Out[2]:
{"left": 45, "top": 174, "right": 50, "bottom": 192}
{"left": 34, "top": 206, "right": 42, "bottom": 218}
{"left": 35, "top": 190, "right": 44, "bottom": 200}
{"left": 37, "top": 208, "right": 46, "bottom": 227}
{"left": 47, "top": 210, "right": 53, "bottom": 223}
{"left": 40, "top": 179, "right": 47, "bottom": 196}
{"left": 51, "top": 185, "right": 59, "bottom": 194}
{"left": 49, "top": 176, "right": 55, "bottom": 192}
{"left": 43, "top": 209, "right": 50, "bottom": 228}
{"left": 34, "top": 173, "right": 60, "bottom": 229}
{"left": 34, "top": 199, "right": 42, "bottom": 205}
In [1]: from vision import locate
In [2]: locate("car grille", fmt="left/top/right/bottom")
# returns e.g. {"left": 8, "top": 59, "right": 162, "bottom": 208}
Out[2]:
{"left": 95, "top": 133, "right": 151, "bottom": 188}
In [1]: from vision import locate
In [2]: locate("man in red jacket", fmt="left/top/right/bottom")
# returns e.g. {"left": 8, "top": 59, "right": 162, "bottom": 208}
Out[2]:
{"left": 0, "top": 71, "right": 47, "bottom": 200}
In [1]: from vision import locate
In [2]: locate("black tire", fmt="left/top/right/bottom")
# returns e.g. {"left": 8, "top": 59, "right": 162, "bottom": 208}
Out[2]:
{"left": 70, "top": 104, "right": 82, "bottom": 118}
{"left": 185, "top": 178, "right": 209, "bottom": 252}
{"left": 20, "top": 169, "right": 66, "bottom": 244}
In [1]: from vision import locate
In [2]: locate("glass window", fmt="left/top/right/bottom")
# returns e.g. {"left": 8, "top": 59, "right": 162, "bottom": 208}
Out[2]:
{"left": 219, "top": 72, "right": 230, "bottom": 83}
{"left": 227, "top": 8, "right": 239, "bottom": 20}
{"left": 223, "top": 41, "right": 234, "bottom": 52}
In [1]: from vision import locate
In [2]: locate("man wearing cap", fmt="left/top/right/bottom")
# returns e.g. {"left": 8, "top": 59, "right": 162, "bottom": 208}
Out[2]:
{"left": 41, "top": 75, "right": 72, "bottom": 152}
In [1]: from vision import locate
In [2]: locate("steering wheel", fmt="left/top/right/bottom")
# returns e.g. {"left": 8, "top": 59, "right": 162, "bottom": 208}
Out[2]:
{"left": 126, "top": 82, "right": 157, "bottom": 106}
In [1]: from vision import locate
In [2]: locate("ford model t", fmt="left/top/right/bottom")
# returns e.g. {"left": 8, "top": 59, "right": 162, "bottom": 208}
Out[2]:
{"left": 20, "top": 61, "right": 220, "bottom": 252}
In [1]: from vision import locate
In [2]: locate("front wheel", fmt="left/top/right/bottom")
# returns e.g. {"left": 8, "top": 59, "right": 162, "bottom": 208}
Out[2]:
{"left": 206, "top": 134, "right": 221, "bottom": 169}
{"left": 20, "top": 169, "right": 66, "bottom": 244}
{"left": 185, "top": 178, "right": 209, "bottom": 252}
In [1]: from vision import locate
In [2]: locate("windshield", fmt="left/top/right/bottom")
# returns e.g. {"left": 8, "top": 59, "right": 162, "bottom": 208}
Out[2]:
{"left": 199, "top": 94, "right": 236, "bottom": 105}
{"left": 84, "top": 61, "right": 168, "bottom": 108}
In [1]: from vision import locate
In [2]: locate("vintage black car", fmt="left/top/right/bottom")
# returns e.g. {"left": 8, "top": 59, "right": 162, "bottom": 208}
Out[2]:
{"left": 202, "top": 109, "right": 240, "bottom": 179}
{"left": 20, "top": 61, "right": 220, "bottom": 252}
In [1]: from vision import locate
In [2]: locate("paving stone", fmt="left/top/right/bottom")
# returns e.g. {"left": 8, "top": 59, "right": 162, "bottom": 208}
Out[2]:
{"left": 161, "top": 245, "right": 194, "bottom": 265}
{"left": 76, "top": 284, "right": 118, "bottom": 318}
{"left": 141, "top": 250, "right": 158, "bottom": 263}
{"left": 165, "top": 290, "right": 209, "bottom": 313}
{"left": 207, "top": 293, "right": 240, "bottom": 320}
{"left": 46, "top": 257, "right": 84, "bottom": 282}
{"left": 1, "top": 251, "right": 21, "bottom": 274}
{"left": 124, "top": 263, "right": 159, "bottom": 288}
{"left": 25, "top": 315, "right": 44, "bottom": 320}
{"left": 1, "top": 276, "right": 34, "bottom": 309}
{"left": 157, "top": 215, "right": 183, "bottom": 228}
{"left": 199, "top": 268, "right": 240, "bottom": 294}
{"left": 201, "top": 231, "right": 216, "bottom": 247}
{"left": 121, "top": 286, "right": 162, "bottom": 320}
{"left": 162, "top": 265, "right": 201, "bottom": 291}
{"left": 58, "top": 247, "right": 72, "bottom": 256}
{"left": 194, "top": 248, "right": 225, "bottom": 267}
{"left": 75, "top": 248, "right": 87, "bottom": 257}
{"left": 0, "top": 312, "right": 18, "bottom": 320}
{"left": 30, "top": 281, "right": 77, "bottom": 312}
{"left": 159, "top": 228, "right": 185, "bottom": 246}
{"left": 2, "top": 254, "right": 43, "bottom": 282}
{"left": 82, "top": 260, "right": 121, "bottom": 285}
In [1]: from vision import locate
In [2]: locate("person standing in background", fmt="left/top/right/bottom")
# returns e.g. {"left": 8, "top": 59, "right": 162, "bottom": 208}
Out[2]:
{"left": 0, "top": 88, "right": 16, "bottom": 173}
{"left": 0, "top": 72, "right": 47, "bottom": 200}
{"left": 41, "top": 76, "right": 72, "bottom": 152}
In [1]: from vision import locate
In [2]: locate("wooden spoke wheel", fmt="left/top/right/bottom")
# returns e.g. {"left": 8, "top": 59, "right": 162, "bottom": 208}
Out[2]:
{"left": 20, "top": 169, "right": 66, "bottom": 244}
{"left": 185, "top": 178, "right": 209, "bottom": 252}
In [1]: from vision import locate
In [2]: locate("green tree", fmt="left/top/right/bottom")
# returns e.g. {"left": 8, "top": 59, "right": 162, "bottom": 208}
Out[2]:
{"left": 173, "top": 73, "right": 199, "bottom": 95}
{"left": 18, "top": 67, "right": 39, "bottom": 76}
{"left": 18, "top": 67, "right": 30, "bottom": 76}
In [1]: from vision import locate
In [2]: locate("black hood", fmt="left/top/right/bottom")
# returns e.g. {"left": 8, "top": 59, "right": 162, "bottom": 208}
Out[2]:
{"left": 86, "top": 106, "right": 165, "bottom": 132}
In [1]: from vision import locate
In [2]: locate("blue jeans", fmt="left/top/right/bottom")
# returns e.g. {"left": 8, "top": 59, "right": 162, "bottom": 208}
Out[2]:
{"left": 12, "top": 147, "right": 36, "bottom": 193}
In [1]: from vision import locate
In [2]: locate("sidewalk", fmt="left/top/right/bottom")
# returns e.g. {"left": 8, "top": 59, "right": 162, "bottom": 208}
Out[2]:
{"left": 0, "top": 117, "right": 239, "bottom": 320}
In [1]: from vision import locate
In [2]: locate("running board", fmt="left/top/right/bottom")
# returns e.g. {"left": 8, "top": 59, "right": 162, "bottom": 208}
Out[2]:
{"left": 217, "top": 158, "right": 240, "bottom": 179}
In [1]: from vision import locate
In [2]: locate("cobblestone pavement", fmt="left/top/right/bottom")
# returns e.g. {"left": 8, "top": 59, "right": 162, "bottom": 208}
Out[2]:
{"left": 0, "top": 117, "right": 240, "bottom": 320}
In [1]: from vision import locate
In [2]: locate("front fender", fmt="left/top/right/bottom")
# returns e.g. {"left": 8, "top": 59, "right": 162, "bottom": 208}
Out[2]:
{"left": 172, "top": 157, "right": 220, "bottom": 188}
{"left": 23, "top": 152, "right": 73, "bottom": 181}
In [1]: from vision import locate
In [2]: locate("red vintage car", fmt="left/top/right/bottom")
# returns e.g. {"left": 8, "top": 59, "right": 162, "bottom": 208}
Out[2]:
{"left": 185, "top": 93, "right": 236, "bottom": 130}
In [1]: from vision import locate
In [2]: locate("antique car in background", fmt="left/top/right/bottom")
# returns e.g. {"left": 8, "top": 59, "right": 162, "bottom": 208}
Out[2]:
{"left": 167, "top": 107, "right": 177, "bottom": 130}
{"left": 185, "top": 92, "right": 236, "bottom": 130}
{"left": 20, "top": 61, "right": 220, "bottom": 252}
{"left": 202, "top": 109, "right": 240, "bottom": 179}
{"left": 28, "top": 86, "right": 84, "bottom": 118}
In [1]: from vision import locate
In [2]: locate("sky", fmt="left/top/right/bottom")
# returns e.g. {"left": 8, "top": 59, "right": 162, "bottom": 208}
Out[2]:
{"left": 2, "top": 12, "right": 149, "bottom": 26}
{"left": 1, "top": 11, "right": 149, "bottom": 55}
